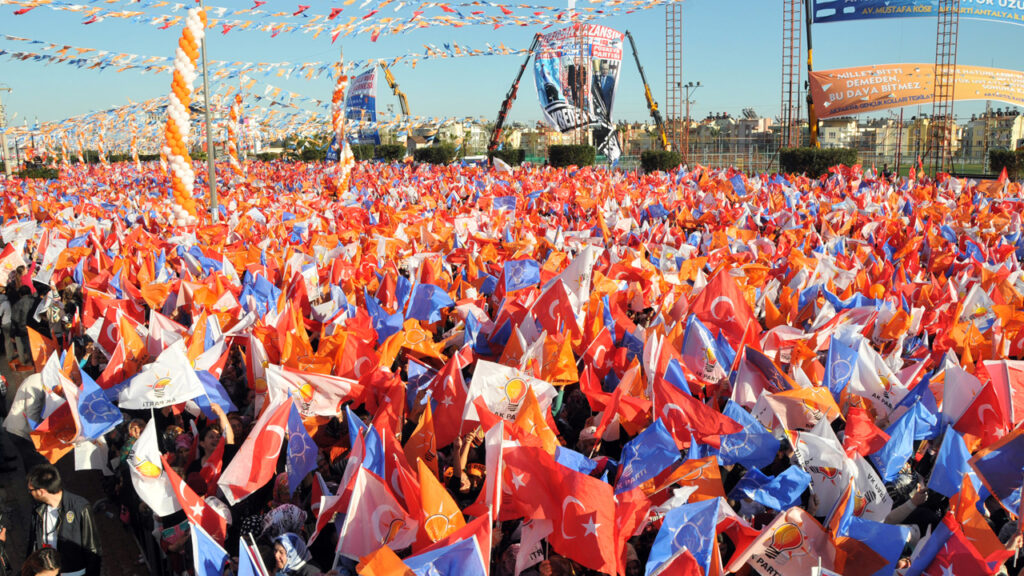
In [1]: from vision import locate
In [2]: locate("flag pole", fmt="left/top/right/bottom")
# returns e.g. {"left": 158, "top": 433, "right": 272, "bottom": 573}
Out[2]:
{"left": 199, "top": 0, "right": 218, "bottom": 222}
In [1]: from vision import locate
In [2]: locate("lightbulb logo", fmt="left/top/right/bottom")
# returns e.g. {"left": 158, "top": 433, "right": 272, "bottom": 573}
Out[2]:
{"left": 423, "top": 503, "right": 458, "bottom": 540}
{"left": 381, "top": 518, "right": 406, "bottom": 546}
{"left": 703, "top": 346, "right": 717, "bottom": 369}
{"left": 800, "top": 401, "right": 824, "bottom": 423}
{"left": 294, "top": 380, "right": 315, "bottom": 414}
{"left": 133, "top": 457, "right": 162, "bottom": 479}
{"left": 853, "top": 492, "right": 868, "bottom": 517}
{"left": 150, "top": 374, "right": 172, "bottom": 401}
{"left": 504, "top": 378, "right": 528, "bottom": 412}
{"left": 764, "top": 522, "right": 803, "bottom": 561}
{"left": 254, "top": 376, "right": 267, "bottom": 393}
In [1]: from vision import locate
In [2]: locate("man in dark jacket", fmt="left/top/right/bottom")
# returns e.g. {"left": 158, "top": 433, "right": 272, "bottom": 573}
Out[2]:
{"left": 26, "top": 464, "right": 101, "bottom": 576}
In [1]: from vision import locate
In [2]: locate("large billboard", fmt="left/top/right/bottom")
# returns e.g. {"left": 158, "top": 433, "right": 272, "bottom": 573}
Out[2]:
{"left": 534, "top": 23, "right": 623, "bottom": 162}
{"left": 812, "top": 0, "right": 1024, "bottom": 26}
{"left": 345, "top": 68, "right": 380, "bottom": 146}
{"left": 810, "top": 63, "right": 1024, "bottom": 118}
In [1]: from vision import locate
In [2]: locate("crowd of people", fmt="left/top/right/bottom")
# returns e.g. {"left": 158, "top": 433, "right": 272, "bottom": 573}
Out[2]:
{"left": 0, "top": 158, "right": 1022, "bottom": 576}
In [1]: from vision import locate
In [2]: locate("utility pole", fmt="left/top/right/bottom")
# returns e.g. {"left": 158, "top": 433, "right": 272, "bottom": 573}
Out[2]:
{"left": 683, "top": 81, "right": 700, "bottom": 165}
{"left": 200, "top": 0, "right": 218, "bottom": 222}
{"left": 0, "top": 85, "right": 10, "bottom": 177}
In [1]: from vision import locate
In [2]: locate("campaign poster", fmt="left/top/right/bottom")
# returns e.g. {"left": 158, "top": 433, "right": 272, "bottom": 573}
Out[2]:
{"left": 345, "top": 68, "right": 380, "bottom": 146}
{"left": 812, "top": 0, "right": 1024, "bottom": 26}
{"left": 810, "top": 63, "right": 1024, "bottom": 118}
{"left": 534, "top": 23, "right": 624, "bottom": 162}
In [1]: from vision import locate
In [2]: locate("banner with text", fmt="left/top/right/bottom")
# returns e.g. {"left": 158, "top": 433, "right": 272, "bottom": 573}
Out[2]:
{"left": 345, "top": 68, "right": 380, "bottom": 146}
{"left": 810, "top": 63, "right": 1024, "bottom": 118}
{"left": 534, "top": 23, "right": 623, "bottom": 161}
{"left": 812, "top": 0, "right": 1024, "bottom": 26}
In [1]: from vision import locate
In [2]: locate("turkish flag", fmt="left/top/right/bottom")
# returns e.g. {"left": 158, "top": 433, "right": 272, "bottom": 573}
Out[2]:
{"left": 198, "top": 437, "right": 225, "bottom": 497}
{"left": 531, "top": 280, "right": 580, "bottom": 340}
{"left": 428, "top": 357, "right": 468, "bottom": 449}
{"left": 503, "top": 445, "right": 616, "bottom": 574}
{"left": 653, "top": 376, "right": 741, "bottom": 449}
{"left": 217, "top": 398, "right": 292, "bottom": 505}
{"left": 690, "top": 270, "right": 758, "bottom": 349}
{"left": 922, "top": 517, "right": 991, "bottom": 576}
{"left": 843, "top": 406, "right": 890, "bottom": 458}
{"left": 955, "top": 382, "right": 1009, "bottom": 449}
{"left": 162, "top": 455, "right": 227, "bottom": 544}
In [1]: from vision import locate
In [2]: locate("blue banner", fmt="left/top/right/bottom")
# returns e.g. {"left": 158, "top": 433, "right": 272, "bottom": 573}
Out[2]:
{"left": 813, "top": 0, "right": 1024, "bottom": 26}
{"left": 345, "top": 68, "right": 380, "bottom": 146}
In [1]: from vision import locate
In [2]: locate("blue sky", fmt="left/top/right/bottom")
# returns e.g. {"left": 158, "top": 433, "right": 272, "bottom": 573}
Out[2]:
{"left": 1, "top": 0, "right": 1021, "bottom": 129}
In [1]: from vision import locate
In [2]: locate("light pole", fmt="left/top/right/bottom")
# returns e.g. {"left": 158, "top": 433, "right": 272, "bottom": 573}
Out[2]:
{"left": 199, "top": 0, "right": 218, "bottom": 222}
{"left": 0, "top": 85, "right": 10, "bottom": 177}
{"left": 683, "top": 81, "right": 701, "bottom": 165}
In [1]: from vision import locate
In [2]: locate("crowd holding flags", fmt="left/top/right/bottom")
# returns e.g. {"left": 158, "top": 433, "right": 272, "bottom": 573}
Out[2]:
{"left": 3, "top": 151, "right": 1024, "bottom": 576}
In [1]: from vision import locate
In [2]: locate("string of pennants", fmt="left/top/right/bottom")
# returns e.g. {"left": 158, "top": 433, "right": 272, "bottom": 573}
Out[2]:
{"left": 4, "top": 0, "right": 682, "bottom": 42}
{"left": 0, "top": 33, "right": 530, "bottom": 82}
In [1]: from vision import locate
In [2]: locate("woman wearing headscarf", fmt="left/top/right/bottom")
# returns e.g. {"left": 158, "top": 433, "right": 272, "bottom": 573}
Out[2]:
{"left": 273, "top": 533, "right": 321, "bottom": 576}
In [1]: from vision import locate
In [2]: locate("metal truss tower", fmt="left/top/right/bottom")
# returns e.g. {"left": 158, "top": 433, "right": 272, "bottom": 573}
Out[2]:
{"left": 928, "top": 0, "right": 960, "bottom": 174}
{"left": 781, "top": 0, "right": 803, "bottom": 149}
{"left": 665, "top": 2, "right": 683, "bottom": 153}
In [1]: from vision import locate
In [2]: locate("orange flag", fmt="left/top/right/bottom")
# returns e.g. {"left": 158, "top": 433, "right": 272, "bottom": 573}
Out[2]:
{"left": 30, "top": 403, "right": 78, "bottom": 464}
{"left": 513, "top": 387, "right": 560, "bottom": 455}
{"left": 357, "top": 546, "right": 414, "bottom": 576}
{"left": 28, "top": 327, "right": 57, "bottom": 373}
{"left": 417, "top": 458, "right": 466, "bottom": 543}
{"left": 949, "top": 474, "right": 1015, "bottom": 567}
{"left": 405, "top": 403, "right": 438, "bottom": 475}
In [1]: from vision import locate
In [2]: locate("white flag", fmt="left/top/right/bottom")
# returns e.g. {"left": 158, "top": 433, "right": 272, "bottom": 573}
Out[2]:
{"left": 119, "top": 340, "right": 205, "bottom": 409}
{"left": 336, "top": 468, "right": 417, "bottom": 560}
{"left": 128, "top": 419, "right": 181, "bottom": 517}
{"left": 463, "top": 360, "right": 557, "bottom": 424}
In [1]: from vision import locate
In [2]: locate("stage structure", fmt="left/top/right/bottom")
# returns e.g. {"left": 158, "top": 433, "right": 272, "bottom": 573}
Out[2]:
{"left": 928, "top": 0, "right": 960, "bottom": 174}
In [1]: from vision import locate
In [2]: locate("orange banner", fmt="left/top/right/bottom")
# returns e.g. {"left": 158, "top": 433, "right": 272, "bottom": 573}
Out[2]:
{"left": 810, "top": 63, "right": 1024, "bottom": 119}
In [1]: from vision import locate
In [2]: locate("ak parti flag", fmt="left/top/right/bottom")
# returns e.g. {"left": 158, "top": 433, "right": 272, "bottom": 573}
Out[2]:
{"left": 417, "top": 458, "right": 466, "bottom": 543}
{"left": 405, "top": 403, "right": 438, "bottom": 475}
{"left": 726, "top": 506, "right": 838, "bottom": 575}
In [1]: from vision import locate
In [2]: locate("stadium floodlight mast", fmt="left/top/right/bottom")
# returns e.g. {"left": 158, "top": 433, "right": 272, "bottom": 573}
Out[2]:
{"left": 683, "top": 81, "right": 701, "bottom": 165}
{"left": 0, "top": 84, "right": 10, "bottom": 177}
{"left": 200, "top": 0, "right": 218, "bottom": 222}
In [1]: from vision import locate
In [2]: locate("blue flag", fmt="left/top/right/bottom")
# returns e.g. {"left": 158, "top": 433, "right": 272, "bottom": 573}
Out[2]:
{"left": 463, "top": 312, "right": 492, "bottom": 355}
{"left": 287, "top": 404, "right": 318, "bottom": 495}
{"left": 904, "top": 518, "right": 954, "bottom": 576}
{"left": 365, "top": 289, "right": 403, "bottom": 341}
{"left": 362, "top": 424, "right": 385, "bottom": 480}
{"left": 928, "top": 426, "right": 973, "bottom": 498}
{"left": 406, "top": 282, "right": 455, "bottom": 324}
{"left": 823, "top": 338, "right": 858, "bottom": 399}
{"left": 971, "top": 429, "right": 1024, "bottom": 503}
{"left": 555, "top": 446, "right": 598, "bottom": 475}
{"left": 663, "top": 358, "right": 691, "bottom": 396}
{"left": 718, "top": 400, "right": 780, "bottom": 469}
{"left": 871, "top": 405, "right": 916, "bottom": 483}
{"left": 748, "top": 466, "right": 811, "bottom": 510}
{"left": 503, "top": 259, "right": 540, "bottom": 293}
{"left": 194, "top": 370, "right": 238, "bottom": 420}
{"left": 191, "top": 523, "right": 229, "bottom": 576}
{"left": 890, "top": 399, "right": 939, "bottom": 441}
{"left": 847, "top": 517, "right": 910, "bottom": 576}
{"left": 76, "top": 366, "right": 123, "bottom": 440}
{"left": 405, "top": 536, "right": 487, "bottom": 576}
{"left": 237, "top": 538, "right": 268, "bottom": 576}
{"left": 616, "top": 419, "right": 681, "bottom": 495}
{"left": 644, "top": 498, "right": 719, "bottom": 576}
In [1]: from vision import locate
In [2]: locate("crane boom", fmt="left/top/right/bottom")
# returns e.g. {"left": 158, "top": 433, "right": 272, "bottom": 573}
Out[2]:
{"left": 487, "top": 34, "right": 541, "bottom": 155}
{"left": 624, "top": 31, "right": 669, "bottom": 151}
{"left": 379, "top": 63, "right": 410, "bottom": 117}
